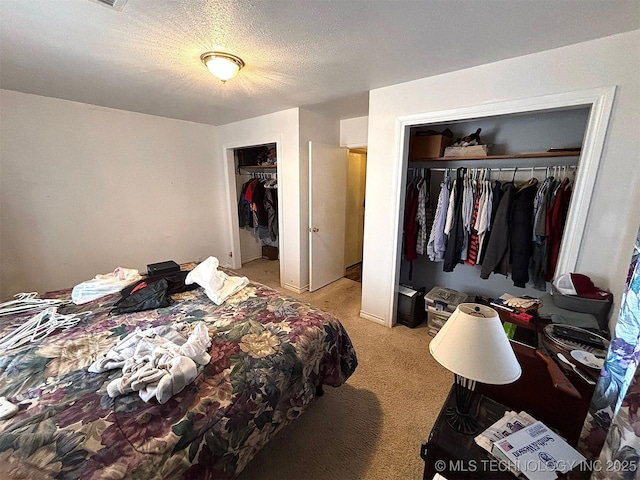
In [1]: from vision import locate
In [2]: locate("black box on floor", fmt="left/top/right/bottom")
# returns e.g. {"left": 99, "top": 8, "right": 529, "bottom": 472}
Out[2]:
{"left": 397, "top": 285, "right": 425, "bottom": 328}
{"left": 147, "top": 260, "right": 180, "bottom": 276}
{"left": 262, "top": 246, "right": 278, "bottom": 261}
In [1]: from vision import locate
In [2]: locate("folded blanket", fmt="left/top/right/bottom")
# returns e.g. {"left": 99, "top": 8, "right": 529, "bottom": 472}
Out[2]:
{"left": 71, "top": 267, "right": 142, "bottom": 305}
{"left": 185, "top": 256, "right": 248, "bottom": 305}
{"left": 89, "top": 321, "right": 212, "bottom": 404}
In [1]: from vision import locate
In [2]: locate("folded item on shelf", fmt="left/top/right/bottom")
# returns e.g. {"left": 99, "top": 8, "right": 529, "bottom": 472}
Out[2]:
{"left": 503, "top": 296, "right": 542, "bottom": 311}
{"left": 538, "top": 293, "right": 600, "bottom": 330}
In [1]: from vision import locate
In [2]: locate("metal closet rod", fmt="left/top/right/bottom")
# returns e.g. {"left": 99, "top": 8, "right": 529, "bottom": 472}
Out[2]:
{"left": 409, "top": 165, "right": 577, "bottom": 172}
{"left": 248, "top": 172, "right": 277, "bottom": 179}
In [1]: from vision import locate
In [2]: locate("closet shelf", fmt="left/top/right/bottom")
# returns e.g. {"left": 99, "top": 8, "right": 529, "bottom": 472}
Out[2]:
{"left": 239, "top": 165, "right": 277, "bottom": 170}
{"left": 409, "top": 151, "right": 581, "bottom": 162}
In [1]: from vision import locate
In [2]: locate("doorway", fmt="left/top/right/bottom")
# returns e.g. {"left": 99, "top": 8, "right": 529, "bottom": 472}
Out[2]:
{"left": 226, "top": 141, "right": 283, "bottom": 288}
{"left": 308, "top": 142, "right": 368, "bottom": 292}
{"left": 345, "top": 148, "right": 367, "bottom": 283}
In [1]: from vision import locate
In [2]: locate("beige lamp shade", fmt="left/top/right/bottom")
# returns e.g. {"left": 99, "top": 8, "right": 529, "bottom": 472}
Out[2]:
{"left": 429, "top": 303, "right": 522, "bottom": 385}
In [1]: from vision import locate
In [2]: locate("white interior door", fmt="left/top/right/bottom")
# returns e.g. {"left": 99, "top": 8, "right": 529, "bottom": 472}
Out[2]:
{"left": 309, "top": 141, "right": 348, "bottom": 292}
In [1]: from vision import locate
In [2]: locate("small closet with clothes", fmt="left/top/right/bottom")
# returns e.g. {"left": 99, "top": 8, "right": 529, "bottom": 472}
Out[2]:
{"left": 398, "top": 107, "right": 590, "bottom": 308}
{"left": 234, "top": 143, "right": 279, "bottom": 264}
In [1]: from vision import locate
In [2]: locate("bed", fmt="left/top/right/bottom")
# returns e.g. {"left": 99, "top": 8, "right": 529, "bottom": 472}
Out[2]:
{"left": 0, "top": 271, "right": 358, "bottom": 479}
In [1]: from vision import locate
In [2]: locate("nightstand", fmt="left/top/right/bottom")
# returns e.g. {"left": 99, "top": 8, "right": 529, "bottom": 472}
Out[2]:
{"left": 421, "top": 385, "right": 515, "bottom": 480}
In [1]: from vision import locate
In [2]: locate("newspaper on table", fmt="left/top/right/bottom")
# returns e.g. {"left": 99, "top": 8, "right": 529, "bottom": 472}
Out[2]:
{"left": 474, "top": 410, "right": 537, "bottom": 453}
{"left": 491, "top": 421, "right": 586, "bottom": 480}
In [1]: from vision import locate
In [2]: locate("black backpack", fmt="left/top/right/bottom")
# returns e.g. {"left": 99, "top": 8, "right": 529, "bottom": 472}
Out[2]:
{"left": 111, "top": 278, "right": 171, "bottom": 315}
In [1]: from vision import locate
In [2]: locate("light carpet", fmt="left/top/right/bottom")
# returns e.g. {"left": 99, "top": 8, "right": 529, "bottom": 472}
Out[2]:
{"left": 233, "top": 259, "right": 451, "bottom": 480}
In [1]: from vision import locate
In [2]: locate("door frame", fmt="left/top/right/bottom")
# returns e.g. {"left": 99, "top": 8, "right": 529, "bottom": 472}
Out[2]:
{"left": 222, "top": 136, "right": 285, "bottom": 287}
{"left": 386, "top": 86, "right": 616, "bottom": 325}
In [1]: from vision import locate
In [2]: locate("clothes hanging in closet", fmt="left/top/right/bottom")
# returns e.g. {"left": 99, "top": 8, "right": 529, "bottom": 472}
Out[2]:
{"left": 465, "top": 177, "right": 483, "bottom": 266}
{"left": 509, "top": 178, "right": 539, "bottom": 287}
{"left": 407, "top": 165, "right": 573, "bottom": 289}
{"left": 402, "top": 169, "right": 433, "bottom": 278}
{"left": 478, "top": 180, "right": 502, "bottom": 265}
{"left": 529, "top": 176, "right": 554, "bottom": 290}
{"left": 416, "top": 170, "right": 431, "bottom": 256}
{"left": 443, "top": 168, "right": 466, "bottom": 272}
{"left": 264, "top": 188, "right": 278, "bottom": 241}
{"left": 480, "top": 182, "right": 516, "bottom": 279}
{"left": 403, "top": 177, "right": 420, "bottom": 278}
{"left": 238, "top": 181, "right": 254, "bottom": 229}
{"left": 237, "top": 178, "right": 279, "bottom": 245}
{"left": 427, "top": 174, "right": 451, "bottom": 262}
{"left": 545, "top": 177, "right": 572, "bottom": 282}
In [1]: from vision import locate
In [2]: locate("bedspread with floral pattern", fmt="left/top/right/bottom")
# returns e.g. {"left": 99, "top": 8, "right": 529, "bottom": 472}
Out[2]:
{"left": 0, "top": 280, "right": 357, "bottom": 479}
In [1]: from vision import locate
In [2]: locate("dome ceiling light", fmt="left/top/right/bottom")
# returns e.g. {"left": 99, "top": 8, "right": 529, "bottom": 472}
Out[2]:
{"left": 200, "top": 52, "right": 245, "bottom": 83}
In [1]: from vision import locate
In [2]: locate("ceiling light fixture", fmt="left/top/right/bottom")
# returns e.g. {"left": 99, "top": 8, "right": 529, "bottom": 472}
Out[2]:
{"left": 200, "top": 52, "right": 245, "bottom": 83}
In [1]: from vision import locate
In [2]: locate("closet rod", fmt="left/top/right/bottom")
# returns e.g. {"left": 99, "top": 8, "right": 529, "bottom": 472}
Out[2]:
{"left": 409, "top": 165, "right": 577, "bottom": 172}
{"left": 250, "top": 171, "right": 277, "bottom": 180}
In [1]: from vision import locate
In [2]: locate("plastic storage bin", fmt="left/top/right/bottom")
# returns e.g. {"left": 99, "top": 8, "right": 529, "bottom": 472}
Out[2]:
{"left": 427, "top": 310, "right": 451, "bottom": 330}
{"left": 425, "top": 287, "right": 467, "bottom": 314}
{"left": 551, "top": 285, "right": 612, "bottom": 331}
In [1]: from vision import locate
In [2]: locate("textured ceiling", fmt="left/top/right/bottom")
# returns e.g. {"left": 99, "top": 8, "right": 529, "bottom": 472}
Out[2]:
{"left": 1, "top": 0, "right": 638, "bottom": 126}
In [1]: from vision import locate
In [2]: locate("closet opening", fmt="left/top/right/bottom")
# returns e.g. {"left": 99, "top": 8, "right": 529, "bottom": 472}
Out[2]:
{"left": 232, "top": 142, "right": 281, "bottom": 286}
{"left": 391, "top": 93, "right": 617, "bottom": 330}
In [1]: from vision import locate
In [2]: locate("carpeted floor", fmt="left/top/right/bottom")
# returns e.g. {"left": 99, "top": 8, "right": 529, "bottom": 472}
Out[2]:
{"left": 345, "top": 262, "right": 362, "bottom": 282}
{"left": 233, "top": 259, "right": 451, "bottom": 480}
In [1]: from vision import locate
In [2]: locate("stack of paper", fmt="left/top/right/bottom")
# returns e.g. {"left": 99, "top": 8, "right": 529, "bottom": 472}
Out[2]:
{"left": 491, "top": 421, "right": 586, "bottom": 480}
{"left": 474, "top": 410, "right": 537, "bottom": 453}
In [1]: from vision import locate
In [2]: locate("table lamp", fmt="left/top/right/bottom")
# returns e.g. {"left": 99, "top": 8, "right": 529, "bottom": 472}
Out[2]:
{"left": 429, "top": 303, "right": 522, "bottom": 434}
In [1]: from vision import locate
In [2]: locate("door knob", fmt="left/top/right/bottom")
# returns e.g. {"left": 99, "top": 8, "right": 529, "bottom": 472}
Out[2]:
{"left": 312, "top": 227, "right": 319, "bottom": 232}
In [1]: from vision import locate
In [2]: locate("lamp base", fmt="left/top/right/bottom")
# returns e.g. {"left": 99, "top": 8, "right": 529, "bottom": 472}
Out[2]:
{"left": 446, "top": 374, "right": 480, "bottom": 435}
{"left": 444, "top": 406, "right": 479, "bottom": 435}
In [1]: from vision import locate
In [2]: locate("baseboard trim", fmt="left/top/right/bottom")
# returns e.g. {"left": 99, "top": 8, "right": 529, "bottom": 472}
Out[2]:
{"left": 359, "top": 310, "right": 390, "bottom": 327}
{"left": 283, "top": 283, "right": 308, "bottom": 294}
{"left": 242, "top": 254, "right": 263, "bottom": 264}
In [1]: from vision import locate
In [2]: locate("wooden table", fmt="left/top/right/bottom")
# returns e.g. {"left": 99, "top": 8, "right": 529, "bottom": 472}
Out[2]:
{"left": 421, "top": 386, "right": 515, "bottom": 480}
{"left": 479, "top": 311, "right": 596, "bottom": 446}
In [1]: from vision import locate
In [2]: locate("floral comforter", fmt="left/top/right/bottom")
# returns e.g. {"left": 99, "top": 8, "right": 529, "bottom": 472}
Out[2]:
{"left": 0, "top": 280, "right": 358, "bottom": 479}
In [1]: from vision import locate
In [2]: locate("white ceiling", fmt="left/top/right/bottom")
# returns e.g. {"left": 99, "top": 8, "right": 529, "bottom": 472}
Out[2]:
{"left": 1, "top": 0, "right": 638, "bottom": 126}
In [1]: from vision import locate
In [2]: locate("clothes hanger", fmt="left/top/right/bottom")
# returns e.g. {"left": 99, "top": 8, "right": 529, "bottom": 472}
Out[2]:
{"left": 0, "top": 292, "right": 66, "bottom": 317}
{"left": 0, "top": 308, "right": 91, "bottom": 352}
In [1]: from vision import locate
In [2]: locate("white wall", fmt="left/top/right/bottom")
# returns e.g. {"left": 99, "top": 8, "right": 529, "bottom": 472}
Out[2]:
{"left": 216, "top": 109, "right": 302, "bottom": 291}
{"left": 361, "top": 30, "right": 640, "bottom": 326}
{"left": 0, "top": 90, "right": 222, "bottom": 299}
{"left": 340, "top": 116, "right": 368, "bottom": 148}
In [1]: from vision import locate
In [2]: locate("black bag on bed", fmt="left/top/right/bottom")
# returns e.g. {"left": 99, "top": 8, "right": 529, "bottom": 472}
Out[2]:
{"left": 144, "top": 270, "right": 198, "bottom": 295}
{"left": 111, "top": 278, "right": 171, "bottom": 315}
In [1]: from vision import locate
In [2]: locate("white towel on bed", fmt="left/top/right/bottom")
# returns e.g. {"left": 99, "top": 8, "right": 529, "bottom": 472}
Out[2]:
{"left": 71, "top": 267, "right": 142, "bottom": 305}
{"left": 185, "top": 256, "right": 249, "bottom": 305}
{"left": 89, "top": 321, "right": 212, "bottom": 404}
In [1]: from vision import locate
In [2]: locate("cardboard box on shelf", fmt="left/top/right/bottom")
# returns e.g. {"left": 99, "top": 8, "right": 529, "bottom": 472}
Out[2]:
{"left": 444, "top": 145, "right": 489, "bottom": 157}
{"left": 409, "top": 134, "right": 452, "bottom": 160}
